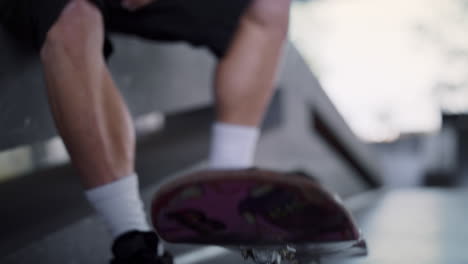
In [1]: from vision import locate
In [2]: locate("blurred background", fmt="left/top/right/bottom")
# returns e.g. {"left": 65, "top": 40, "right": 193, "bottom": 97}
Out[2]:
{"left": 290, "top": 0, "right": 468, "bottom": 188}
{"left": 1, "top": 0, "right": 468, "bottom": 263}
{"left": 3, "top": 0, "right": 468, "bottom": 187}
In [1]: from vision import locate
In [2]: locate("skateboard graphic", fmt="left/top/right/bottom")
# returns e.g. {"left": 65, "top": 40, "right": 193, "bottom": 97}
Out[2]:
{"left": 152, "top": 169, "right": 367, "bottom": 264}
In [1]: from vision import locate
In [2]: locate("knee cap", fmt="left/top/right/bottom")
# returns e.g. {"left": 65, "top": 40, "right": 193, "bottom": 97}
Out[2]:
{"left": 42, "top": 0, "right": 103, "bottom": 55}
{"left": 247, "top": 0, "right": 292, "bottom": 31}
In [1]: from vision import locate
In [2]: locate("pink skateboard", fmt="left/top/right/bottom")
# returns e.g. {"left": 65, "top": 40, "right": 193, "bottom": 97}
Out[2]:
{"left": 152, "top": 169, "right": 367, "bottom": 264}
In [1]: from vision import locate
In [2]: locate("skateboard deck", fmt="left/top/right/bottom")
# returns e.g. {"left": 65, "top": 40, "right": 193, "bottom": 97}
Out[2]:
{"left": 151, "top": 169, "right": 367, "bottom": 264}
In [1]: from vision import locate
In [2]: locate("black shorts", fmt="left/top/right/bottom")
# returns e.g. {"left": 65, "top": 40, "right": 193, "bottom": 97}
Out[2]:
{"left": 0, "top": 0, "right": 252, "bottom": 58}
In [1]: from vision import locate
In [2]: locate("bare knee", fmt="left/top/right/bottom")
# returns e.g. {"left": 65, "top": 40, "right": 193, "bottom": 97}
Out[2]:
{"left": 244, "top": 0, "right": 292, "bottom": 37}
{"left": 40, "top": 0, "right": 104, "bottom": 61}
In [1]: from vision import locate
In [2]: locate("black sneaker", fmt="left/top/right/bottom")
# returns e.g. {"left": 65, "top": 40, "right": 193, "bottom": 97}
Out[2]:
{"left": 111, "top": 231, "right": 173, "bottom": 264}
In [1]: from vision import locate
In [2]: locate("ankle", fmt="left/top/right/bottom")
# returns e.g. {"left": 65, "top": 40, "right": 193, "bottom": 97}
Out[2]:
{"left": 208, "top": 122, "right": 260, "bottom": 169}
{"left": 85, "top": 174, "right": 151, "bottom": 238}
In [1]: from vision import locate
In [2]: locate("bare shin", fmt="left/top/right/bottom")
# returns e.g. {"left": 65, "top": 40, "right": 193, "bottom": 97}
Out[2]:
{"left": 40, "top": 0, "right": 135, "bottom": 189}
{"left": 214, "top": 0, "right": 291, "bottom": 127}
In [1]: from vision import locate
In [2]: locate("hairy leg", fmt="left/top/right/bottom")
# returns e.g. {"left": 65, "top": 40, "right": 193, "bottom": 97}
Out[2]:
{"left": 40, "top": 0, "right": 135, "bottom": 189}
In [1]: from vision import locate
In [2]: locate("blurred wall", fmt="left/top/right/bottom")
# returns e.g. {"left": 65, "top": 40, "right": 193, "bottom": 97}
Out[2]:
{"left": 371, "top": 122, "right": 459, "bottom": 187}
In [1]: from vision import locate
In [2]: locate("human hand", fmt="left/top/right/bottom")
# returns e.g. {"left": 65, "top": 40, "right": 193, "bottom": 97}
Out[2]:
{"left": 121, "top": 0, "right": 156, "bottom": 11}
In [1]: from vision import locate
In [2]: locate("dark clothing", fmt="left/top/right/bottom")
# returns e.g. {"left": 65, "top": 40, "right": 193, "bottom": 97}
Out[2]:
{"left": 0, "top": 0, "right": 252, "bottom": 58}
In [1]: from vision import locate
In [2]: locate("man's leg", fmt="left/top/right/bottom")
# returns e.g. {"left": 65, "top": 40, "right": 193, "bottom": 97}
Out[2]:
{"left": 40, "top": 0, "right": 150, "bottom": 238}
{"left": 209, "top": 0, "right": 291, "bottom": 168}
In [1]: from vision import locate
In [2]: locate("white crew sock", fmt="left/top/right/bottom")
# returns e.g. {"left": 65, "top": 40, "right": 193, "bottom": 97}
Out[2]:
{"left": 208, "top": 122, "right": 260, "bottom": 169}
{"left": 85, "top": 174, "right": 151, "bottom": 239}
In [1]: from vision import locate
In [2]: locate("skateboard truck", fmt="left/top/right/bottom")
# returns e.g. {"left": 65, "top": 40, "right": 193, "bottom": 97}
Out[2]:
{"left": 241, "top": 245, "right": 297, "bottom": 264}
{"left": 239, "top": 238, "right": 367, "bottom": 264}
